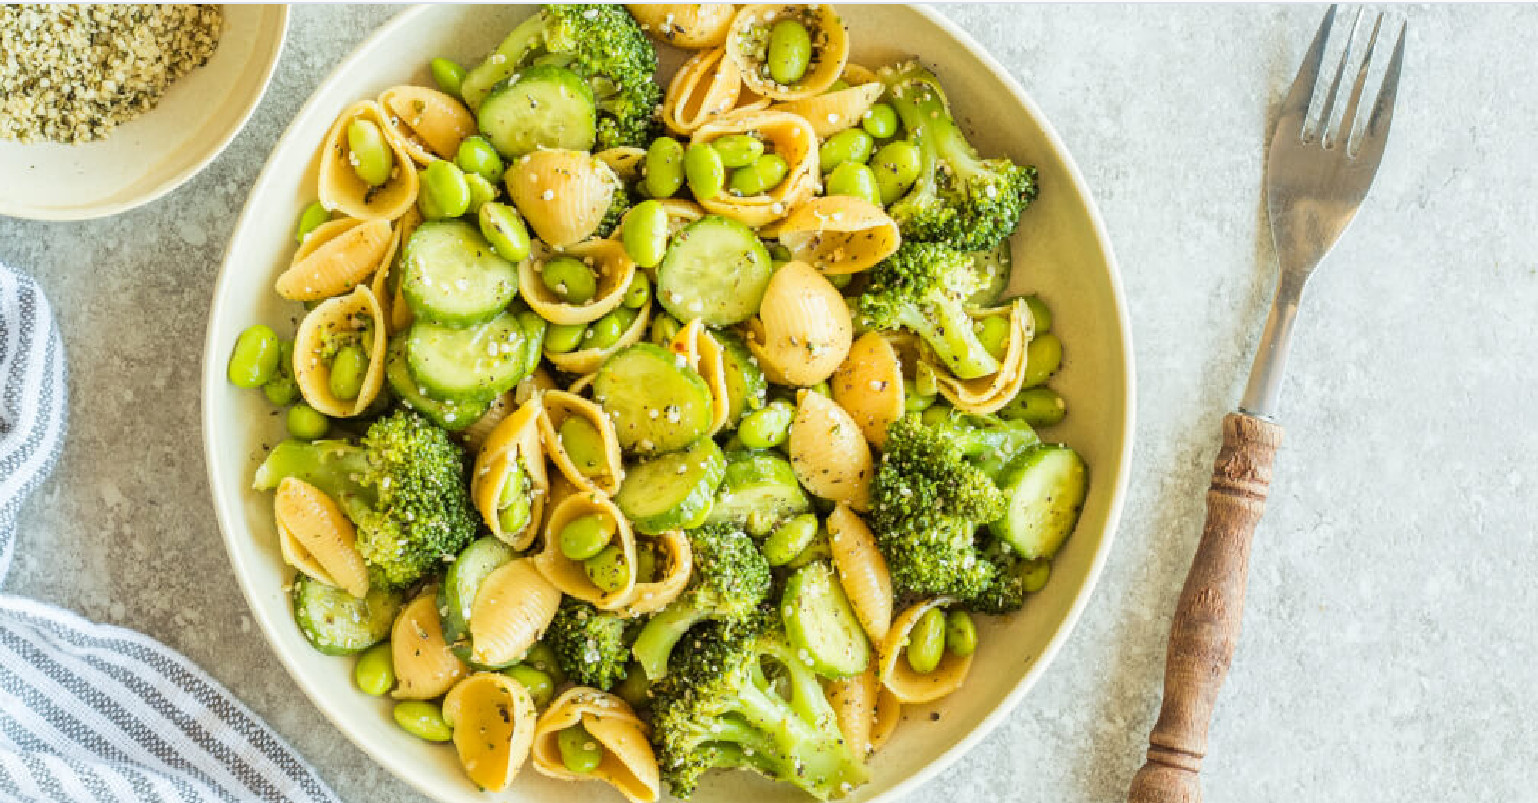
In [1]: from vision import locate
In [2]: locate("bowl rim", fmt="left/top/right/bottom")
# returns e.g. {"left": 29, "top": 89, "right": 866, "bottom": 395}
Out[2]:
{"left": 200, "top": 5, "right": 1135, "bottom": 801}
{"left": 0, "top": 4, "right": 290, "bottom": 222}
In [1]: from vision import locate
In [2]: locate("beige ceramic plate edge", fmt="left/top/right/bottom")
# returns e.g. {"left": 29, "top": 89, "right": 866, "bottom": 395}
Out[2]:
{"left": 0, "top": 5, "right": 288, "bottom": 221}
{"left": 201, "top": 6, "right": 1134, "bottom": 803}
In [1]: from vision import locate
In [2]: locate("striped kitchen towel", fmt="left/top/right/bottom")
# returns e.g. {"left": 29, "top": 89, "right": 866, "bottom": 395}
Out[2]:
{"left": 0, "top": 263, "right": 341, "bottom": 803}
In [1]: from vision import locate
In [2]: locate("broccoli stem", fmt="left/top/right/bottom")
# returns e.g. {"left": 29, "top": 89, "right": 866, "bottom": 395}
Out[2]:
{"left": 632, "top": 604, "right": 708, "bottom": 681}
{"left": 897, "top": 303, "right": 1000, "bottom": 380}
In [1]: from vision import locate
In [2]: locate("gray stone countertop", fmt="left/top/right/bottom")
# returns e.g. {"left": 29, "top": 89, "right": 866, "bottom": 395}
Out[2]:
{"left": 3, "top": 4, "right": 1534, "bottom": 802}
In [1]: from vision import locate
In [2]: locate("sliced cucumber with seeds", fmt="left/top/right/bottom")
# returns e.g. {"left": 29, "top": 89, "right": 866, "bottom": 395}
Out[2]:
{"left": 593, "top": 343, "right": 713, "bottom": 454}
{"left": 401, "top": 220, "right": 521, "bottom": 326}
{"left": 781, "top": 561, "right": 870, "bottom": 678}
{"left": 657, "top": 215, "right": 773, "bottom": 325}
{"left": 293, "top": 577, "right": 403, "bottom": 657}
{"left": 714, "top": 329, "right": 767, "bottom": 426}
{"left": 405, "top": 311, "right": 528, "bottom": 403}
{"left": 616, "top": 438, "right": 727, "bottom": 534}
{"left": 440, "top": 537, "right": 518, "bottom": 668}
{"left": 989, "top": 444, "right": 1088, "bottom": 559}
{"left": 706, "top": 452, "right": 811, "bottom": 534}
{"left": 386, "top": 337, "right": 488, "bottom": 431}
{"left": 478, "top": 65, "right": 597, "bottom": 158}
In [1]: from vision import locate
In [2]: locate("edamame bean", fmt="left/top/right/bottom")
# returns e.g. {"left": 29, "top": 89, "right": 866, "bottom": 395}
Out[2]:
{"left": 559, "top": 416, "right": 608, "bottom": 478}
{"left": 354, "top": 642, "right": 395, "bottom": 696}
{"left": 558, "top": 724, "right": 604, "bottom": 774}
{"left": 517, "top": 309, "right": 548, "bottom": 352}
{"left": 825, "top": 162, "right": 882, "bottom": 206}
{"left": 584, "top": 308, "right": 632, "bottom": 351}
{"left": 711, "top": 133, "right": 765, "bottom": 168}
{"left": 621, "top": 200, "right": 669, "bottom": 268}
{"left": 872, "top": 140, "right": 922, "bottom": 204}
{"left": 976, "top": 315, "right": 1011, "bottom": 361}
{"left": 767, "top": 19, "right": 812, "bottom": 85}
{"left": 905, "top": 608, "right": 947, "bottom": 674}
{"left": 1023, "top": 294, "right": 1052, "bottom": 333}
{"left": 544, "top": 323, "right": 586, "bottom": 354}
{"left": 263, "top": 375, "right": 299, "bottom": 406}
{"left": 767, "top": 242, "right": 793, "bottom": 263}
{"left": 650, "top": 314, "right": 682, "bottom": 345}
{"left": 542, "top": 256, "right": 597, "bottom": 304}
{"left": 478, "top": 202, "right": 531, "bottom": 262}
{"left": 328, "top": 344, "right": 369, "bottom": 401}
{"left": 393, "top": 701, "right": 453, "bottom": 742}
{"left": 729, "top": 153, "right": 788, "bottom": 196}
{"left": 684, "top": 142, "right": 726, "bottom": 199}
{"left": 809, "top": 381, "right": 831, "bottom": 397}
{"left": 419, "top": 159, "right": 471, "bottom": 220}
{"left": 644, "top": 137, "right": 686, "bottom": 199}
{"left": 902, "top": 378, "right": 935, "bottom": 413}
{"left": 464, "top": 172, "right": 498, "bottom": 214}
{"left": 583, "top": 544, "right": 631, "bottom": 593}
{"left": 945, "top": 610, "right": 977, "bottom": 658}
{"left": 763, "top": 513, "right": 819, "bottom": 567}
{"left": 295, "top": 201, "right": 330, "bottom": 244}
{"left": 346, "top": 119, "right": 394, "bottom": 187}
{"left": 560, "top": 514, "right": 615, "bottom": 561}
{"left": 430, "top": 57, "right": 466, "bottom": 99}
{"left": 615, "top": 664, "right": 650, "bottom": 709}
{"left": 523, "top": 643, "right": 566, "bottom": 684}
{"left": 228, "top": 324, "right": 280, "bottom": 388}
{"left": 634, "top": 541, "right": 658, "bottom": 584}
{"left": 826, "top": 271, "right": 852, "bottom": 289}
{"left": 1022, "top": 333, "right": 1062, "bottom": 387}
{"left": 919, "top": 403, "right": 953, "bottom": 429}
{"left": 504, "top": 664, "right": 555, "bottom": 708}
{"left": 861, "top": 102, "right": 899, "bottom": 139}
{"left": 623, "top": 271, "right": 652, "bottom": 308}
{"left": 737, "top": 400, "right": 794, "bottom": 449}
{"left": 455, "top": 135, "right": 505, "bottom": 184}
{"left": 819, "top": 128, "right": 874, "bottom": 173}
{"left": 784, "top": 533, "right": 832, "bottom": 569}
{"left": 1002, "top": 386, "right": 1067, "bottom": 427}
{"left": 287, "top": 404, "right": 330, "bottom": 440}
{"left": 1022, "top": 559, "right": 1051, "bottom": 593}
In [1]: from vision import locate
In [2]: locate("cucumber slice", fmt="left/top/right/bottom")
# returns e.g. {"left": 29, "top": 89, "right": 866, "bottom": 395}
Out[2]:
{"left": 781, "top": 561, "right": 870, "bottom": 677}
{"left": 440, "top": 537, "right": 518, "bottom": 667}
{"left": 615, "top": 438, "right": 727, "bottom": 534}
{"left": 292, "top": 576, "right": 402, "bottom": 657}
{"left": 478, "top": 65, "right": 597, "bottom": 158}
{"left": 592, "top": 343, "right": 713, "bottom": 454}
{"left": 386, "top": 337, "right": 489, "bottom": 431}
{"left": 401, "top": 220, "right": 521, "bottom": 327}
{"left": 706, "top": 452, "right": 811, "bottom": 534}
{"left": 989, "top": 444, "right": 1088, "bottom": 559}
{"left": 656, "top": 216, "right": 773, "bottom": 326}
{"left": 967, "top": 238, "right": 1012, "bottom": 307}
{"left": 714, "top": 330, "right": 767, "bottom": 426}
{"left": 405, "top": 311, "right": 528, "bottom": 403}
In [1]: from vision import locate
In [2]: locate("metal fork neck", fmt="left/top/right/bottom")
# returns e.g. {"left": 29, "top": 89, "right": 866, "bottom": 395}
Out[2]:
{"left": 1238, "top": 277, "right": 1306, "bottom": 419}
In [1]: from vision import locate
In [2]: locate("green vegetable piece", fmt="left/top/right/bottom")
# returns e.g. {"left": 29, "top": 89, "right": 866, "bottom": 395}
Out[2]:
{"left": 523, "top": 642, "right": 567, "bottom": 685}
{"left": 615, "top": 438, "right": 727, "bottom": 534}
{"left": 328, "top": 344, "right": 369, "bottom": 401}
{"left": 478, "top": 202, "right": 532, "bottom": 263}
{"left": 393, "top": 701, "right": 452, "bottom": 743}
{"left": 1023, "top": 333, "right": 1063, "bottom": 387}
{"left": 354, "top": 642, "right": 395, "bottom": 696}
{"left": 902, "top": 378, "right": 935, "bottom": 413}
{"left": 504, "top": 664, "right": 555, "bottom": 708}
{"left": 584, "top": 308, "right": 630, "bottom": 351}
{"left": 649, "top": 313, "right": 682, "bottom": 346}
{"left": 560, "top": 513, "right": 615, "bottom": 561}
{"left": 645, "top": 136, "right": 686, "bottom": 199}
{"left": 1023, "top": 294, "right": 1052, "bottom": 333}
{"left": 558, "top": 724, "right": 604, "bottom": 774}
{"left": 976, "top": 315, "right": 1011, "bottom": 362}
{"left": 544, "top": 323, "right": 587, "bottom": 354}
{"left": 455, "top": 135, "right": 505, "bottom": 184}
{"left": 614, "top": 663, "right": 651, "bottom": 709}
{"left": 295, "top": 201, "right": 330, "bottom": 244}
{"left": 989, "top": 445, "right": 1086, "bottom": 560}
{"left": 763, "top": 513, "right": 819, "bottom": 567}
{"left": 286, "top": 404, "right": 330, "bottom": 441}
{"left": 737, "top": 399, "right": 794, "bottom": 449}
{"left": 477, "top": 65, "right": 597, "bottom": 157}
{"left": 825, "top": 162, "right": 882, "bottom": 206}
{"left": 904, "top": 608, "right": 946, "bottom": 674}
{"left": 464, "top": 172, "right": 498, "bottom": 214}
{"left": 861, "top": 102, "right": 899, "bottom": 139}
{"left": 263, "top": 375, "right": 299, "bottom": 407}
{"left": 872, "top": 140, "right": 922, "bottom": 204}
{"left": 346, "top": 119, "right": 394, "bottom": 187}
{"left": 767, "top": 19, "right": 812, "bottom": 85}
{"left": 819, "top": 128, "right": 874, "bottom": 173}
{"left": 1002, "top": 386, "right": 1067, "bottom": 427}
{"left": 541, "top": 256, "right": 597, "bottom": 304}
{"left": 711, "top": 133, "right": 765, "bottom": 168}
{"left": 430, "top": 57, "right": 466, "bottom": 99}
{"left": 228, "top": 324, "right": 280, "bottom": 388}
{"left": 730, "top": 153, "right": 789, "bottom": 196}
{"left": 292, "top": 577, "right": 402, "bottom": 656}
{"left": 442, "top": 537, "right": 519, "bottom": 664}
{"left": 401, "top": 219, "right": 520, "bottom": 326}
{"left": 419, "top": 159, "right": 472, "bottom": 220}
{"left": 584, "top": 544, "right": 631, "bottom": 593}
{"left": 1022, "top": 559, "right": 1051, "bottom": 593}
{"left": 684, "top": 142, "right": 726, "bottom": 199}
{"left": 621, "top": 200, "right": 670, "bottom": 269}
{"left": 634, "top": 540, "right": 659, "bottom": 584}
{"left": 781, "top": 561, "right": 871, "bottom": 677}
{"left": 593, "top": 343, "right": 714, "bottom": 453}
{"left": 944, "top": 610, "right": 977, "bottom": 658}
{"left": 405, "top": 312, "right": 529, "bottom": 402}
{"left": 558, "top": 416, "right": 609, "bottom": 478}
{"left": 656, "top": 215, "right": 774, "bottom": 326}
{"left": 623, "top": 271, "right": 652, "bottom": 309}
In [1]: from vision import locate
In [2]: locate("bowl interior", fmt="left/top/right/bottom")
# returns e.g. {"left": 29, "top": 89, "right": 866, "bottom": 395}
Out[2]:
{"left": 202, "top": 6, "right": 1131, "bottom": 803}
{"left": 0, "top": 4, "right": 288, "bottom": 221}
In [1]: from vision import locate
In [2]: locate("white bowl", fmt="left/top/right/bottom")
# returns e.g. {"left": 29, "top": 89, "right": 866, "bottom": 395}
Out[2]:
{"left": 0, "top": 4, "right": 288, "bottom": 221}
{"left": 202, "top": 6, "right": 1134, "bottom": 803}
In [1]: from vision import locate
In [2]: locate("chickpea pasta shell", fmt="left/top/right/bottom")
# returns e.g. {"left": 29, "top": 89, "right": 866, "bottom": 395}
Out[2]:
{"left": 877, "top": 598, "right": 975, "bottom": 704}
{"left": 727, "top": 4, "right": 851, "bottom": 101}
{"left": 471, "top": 397, "right": 549, "bottom": 550}
{"left": 441, "top": 673, "right": 539, "bottom": 792}
{"left": 391, "top": 589, "right": 469, "bottom": 700}
{"left": 377, "top": 85, "right": 476, "bottom": 165}
{"left": 538, "top": 389, "right": 626, "bottom": 497}
{"left": 278, "top": 216, "right": 393, "bottom": 302}
{"left": 531, "top": 688, "right": 660, "bottom": 803}
{"left": 519, "top": 238, "right": 637, "bottom": 327}
{"left": 533, "top": 492, "right": 639, "bottom": 612}
{"left": 316, "top": 100, "right": 419, "bottom": 221}
{"left": 292, "top": 285, "right": 388, "bottom": 418}
{"left": 690, "top": 110, "right": 820, "bottom": 227}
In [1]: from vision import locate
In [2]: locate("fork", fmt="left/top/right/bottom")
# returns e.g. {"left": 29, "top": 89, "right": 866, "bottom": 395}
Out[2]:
{"left": 1126, "top": 7, "right": 1404, "bottom": 803}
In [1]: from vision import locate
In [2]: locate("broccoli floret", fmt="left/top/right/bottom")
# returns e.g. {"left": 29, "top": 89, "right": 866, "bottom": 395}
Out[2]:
{"left": 650, "top": 614, "right": 869, "bottom": 800}
{"left": 545, "top": 598, "right": 631, "bottom": 690}
{"left": 596, "top": 175, "right": 632, "bottom": 238}
{"left": 924, "top": 407, "right": 1041, "bottom": 480}
{"left": 859, "top": 241, "right": 1001, "bottom": 380}
{"left": 868, "top": 414, "right": 1007, "bottom": 602}
{"left": 631, "top": 524, "right": 772, "bottom": 681}
{"left": 253, "top": 410, "right": 479, "bottom": 589}
{"left": 880, "top": 60, "right": 1038, "bottom": 252}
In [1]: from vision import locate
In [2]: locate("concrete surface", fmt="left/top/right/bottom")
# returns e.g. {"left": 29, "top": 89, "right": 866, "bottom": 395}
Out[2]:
{"left": 3, "top": 5, "right": 1534, "bottom": 802}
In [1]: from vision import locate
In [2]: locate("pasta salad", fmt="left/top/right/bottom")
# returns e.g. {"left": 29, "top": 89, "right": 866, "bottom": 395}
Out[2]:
{"left": 225, "top": 4, "right": 1089, "bottom": 800}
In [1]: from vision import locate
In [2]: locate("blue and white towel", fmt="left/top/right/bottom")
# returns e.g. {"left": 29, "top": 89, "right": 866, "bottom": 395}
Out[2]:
{"left": 0, "top": 264, "right": 341, "bottom": 803}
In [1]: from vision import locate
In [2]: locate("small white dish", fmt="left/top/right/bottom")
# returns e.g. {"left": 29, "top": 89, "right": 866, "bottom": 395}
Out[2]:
{"left": 0, "top": 4, "right": 288, "bottom": 222}
{"left": 202, "top": 6, "right": 1134, "bottom": 803}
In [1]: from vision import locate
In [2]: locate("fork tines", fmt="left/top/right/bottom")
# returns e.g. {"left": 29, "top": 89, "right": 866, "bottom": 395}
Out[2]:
{"left": 1278, "top": 5, "right": 1406, "bottom": 159}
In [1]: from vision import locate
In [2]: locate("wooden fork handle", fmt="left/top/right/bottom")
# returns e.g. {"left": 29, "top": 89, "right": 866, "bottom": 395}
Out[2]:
{"left": 1127, "top": 413, "right": 1283, "bottom": 803}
